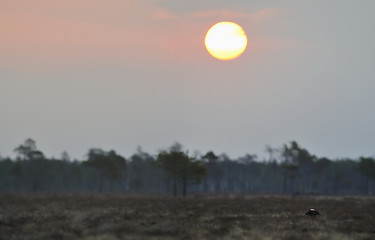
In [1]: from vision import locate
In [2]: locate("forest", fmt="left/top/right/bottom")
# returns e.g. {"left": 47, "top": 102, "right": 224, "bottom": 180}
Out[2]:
{"left": 0, "top": 138, "right": 374, "bottom": 196}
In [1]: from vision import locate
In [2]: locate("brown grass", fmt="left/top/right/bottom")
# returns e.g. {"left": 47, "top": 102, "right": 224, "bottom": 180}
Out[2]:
{"left": 0, "top": 194, "right": 374, "bottom": 240}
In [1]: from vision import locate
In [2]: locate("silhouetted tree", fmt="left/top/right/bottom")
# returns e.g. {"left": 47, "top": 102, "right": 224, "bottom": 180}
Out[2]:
{"left": 281, "top": 141, "right": 316, "bottom": 194}
{"left": 265, "top": 145, "right": 279, "bottom": 162}
{"left": 14, "top": 138, "right": 47, "bottom": 192}
{"left": 202, "top": 151, "right": 223, "bottom": 192}
{"left": 281, "top": 142, "right": 298, "bottom": 194}
{"left": 14, "top": 138, "right": 44, "bottom": 161}
{"left": 156, "top": 148, "right": 206, "bottom": 197}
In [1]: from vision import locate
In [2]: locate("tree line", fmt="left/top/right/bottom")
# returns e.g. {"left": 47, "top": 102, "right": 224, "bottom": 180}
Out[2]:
{"left": 0, "top": 138, "right": 374, "bottom": 197}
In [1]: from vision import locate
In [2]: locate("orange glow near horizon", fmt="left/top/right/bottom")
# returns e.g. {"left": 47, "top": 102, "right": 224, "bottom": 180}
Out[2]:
{"left": 205, "top": 22, "right": 247, "bottom": 60}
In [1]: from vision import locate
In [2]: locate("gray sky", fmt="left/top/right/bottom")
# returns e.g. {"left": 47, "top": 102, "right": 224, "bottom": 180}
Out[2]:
{"left": 1, "top": 0, "right": 374, "bottom": 160}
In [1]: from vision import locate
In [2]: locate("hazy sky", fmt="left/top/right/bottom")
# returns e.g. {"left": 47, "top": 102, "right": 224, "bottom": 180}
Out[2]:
{"left": 1, "top": 0, "right": 374, "bottom": 160}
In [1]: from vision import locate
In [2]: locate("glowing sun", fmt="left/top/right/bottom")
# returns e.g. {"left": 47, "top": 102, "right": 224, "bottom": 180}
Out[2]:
{"left": 205, "top": 22, "right": 247, "bottom": 60}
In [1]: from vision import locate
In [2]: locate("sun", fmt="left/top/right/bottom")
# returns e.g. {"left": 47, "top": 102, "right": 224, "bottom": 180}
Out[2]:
{"left": 205, "top": 22, "right": 247, "bottom": 61}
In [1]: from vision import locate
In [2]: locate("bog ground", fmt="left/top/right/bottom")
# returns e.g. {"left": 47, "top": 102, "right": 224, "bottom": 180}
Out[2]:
{"left": 0, "top": 195, "right": 375, "bottom": 240}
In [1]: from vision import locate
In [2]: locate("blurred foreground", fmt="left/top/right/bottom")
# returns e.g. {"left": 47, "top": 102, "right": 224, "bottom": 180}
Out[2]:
{"left": 1, "top": 194, "right": 375, "bottom": 240}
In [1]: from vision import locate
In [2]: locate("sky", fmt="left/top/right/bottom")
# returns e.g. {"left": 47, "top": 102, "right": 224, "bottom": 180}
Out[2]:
{"left": 1, "top": 0, "right": 375, "bottom": 160}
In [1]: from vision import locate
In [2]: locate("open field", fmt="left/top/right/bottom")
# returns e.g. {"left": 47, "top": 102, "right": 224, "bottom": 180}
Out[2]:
{"left": 0, "top": 194, "right": 375, "bottom": 240}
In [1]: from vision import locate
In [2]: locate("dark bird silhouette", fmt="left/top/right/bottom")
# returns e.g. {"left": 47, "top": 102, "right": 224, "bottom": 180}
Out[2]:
{"left": 305, "top": 208, "right": 320, "bottom": 216}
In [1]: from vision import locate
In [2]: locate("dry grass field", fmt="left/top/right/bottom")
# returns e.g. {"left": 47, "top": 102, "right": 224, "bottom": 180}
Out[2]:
{"left": 0, "top": 194, "right": 374, "bottom": 240}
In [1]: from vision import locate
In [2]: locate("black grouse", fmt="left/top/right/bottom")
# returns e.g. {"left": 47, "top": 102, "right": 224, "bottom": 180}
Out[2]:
{"left": 305, "top": 208, "right": 320, "bottom": 216}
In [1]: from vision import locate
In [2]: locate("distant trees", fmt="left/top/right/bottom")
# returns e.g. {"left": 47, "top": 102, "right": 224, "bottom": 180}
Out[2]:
{"left": 127, "top": 147, "right": 157, "bottom": 192}
{"left": 1, "top": 138, "right": 374, "bottom": 196}
{"left": 83, "top": 149, "right": 126, "bottom": 192}
{"left": 156, "top": 145, "right": 206, "bottom": 197}
{"left": 14, "top": 138, "right": 47, "bottom": 192}
{"left": 312, "top": 158, "right": 332, "bottom": 193}
{"left": 281, "top": 141, "right": 315, "bottom": 194}
{"left": 357, "top": 157, "right": 375, "bottom": 195}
